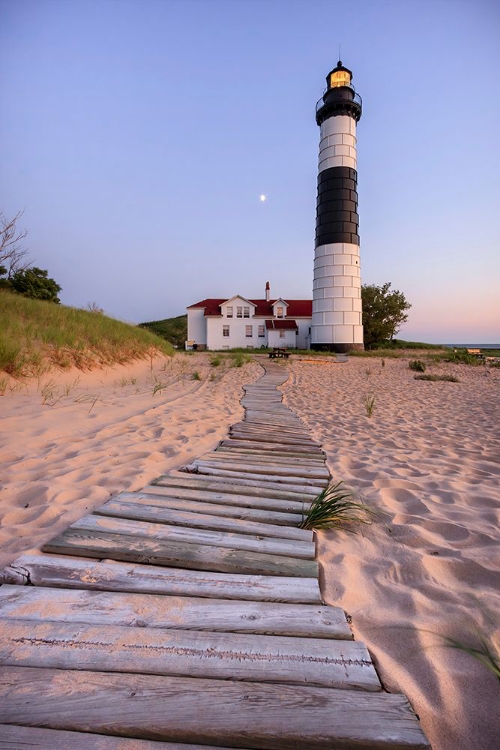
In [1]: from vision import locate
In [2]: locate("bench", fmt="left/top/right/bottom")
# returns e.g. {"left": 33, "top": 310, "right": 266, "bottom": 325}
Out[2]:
{"left": 269, "top": 348, "right": 290, "bottom": 359}
{"left": 466, "top": 348, "right": 483, "bottom": 358}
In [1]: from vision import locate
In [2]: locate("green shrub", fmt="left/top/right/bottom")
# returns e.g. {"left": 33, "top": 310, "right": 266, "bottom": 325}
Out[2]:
{"left": 409, "top": 360, "right": 426, "bottom": 372}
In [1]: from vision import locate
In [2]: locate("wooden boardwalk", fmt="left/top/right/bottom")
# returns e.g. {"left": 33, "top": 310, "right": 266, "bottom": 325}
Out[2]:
{"left": 0, "top": 362, "right": 430, "bottom": 749}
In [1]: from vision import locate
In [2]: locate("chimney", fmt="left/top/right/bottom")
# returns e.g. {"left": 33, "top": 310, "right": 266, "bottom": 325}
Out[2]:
{"left": 265, "top": 281, "right": 270, "bottom": 302}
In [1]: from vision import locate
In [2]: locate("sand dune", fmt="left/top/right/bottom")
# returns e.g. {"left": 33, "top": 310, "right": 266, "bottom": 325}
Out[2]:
{"left": 282, "top": 356, "right": 500, "bottom": 750}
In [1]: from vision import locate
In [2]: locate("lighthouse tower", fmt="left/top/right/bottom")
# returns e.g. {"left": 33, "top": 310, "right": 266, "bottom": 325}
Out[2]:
{"left": 311, "top": 61, "right": 363, "bottom": 352}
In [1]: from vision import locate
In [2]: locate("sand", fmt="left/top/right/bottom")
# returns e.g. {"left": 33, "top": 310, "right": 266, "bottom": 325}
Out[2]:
{"left": 1, "top": 351, "right": 499, "bottom": 749}
{"left": 0, "top": 352, "right": 261, "bottom": 569}
{"left": 281, "top": 356, "right": 500, "bottom": 750}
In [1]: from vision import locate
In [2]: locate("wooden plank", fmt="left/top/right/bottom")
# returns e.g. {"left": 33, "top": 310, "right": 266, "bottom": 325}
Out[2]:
{"left": 0, "top": 619, "right": 378, "bottom": 690}
{"left": 0, "top": 725, "right": 229, "bottom": 749}
{"left": 231, "top": 422, "right": 313, "bottom": 436}
{"left": 94, "top": 499, "right": 312, "bottom": 542}
{"left": 69, "top": 515, "right": 316, "bottom": 560}
{"left": 152, "top": 474, "right": 320, "bottom": 498}
{"left": 0, "top": 667, "right": 432, "bottom": 749}
{"left": 42, "top": 529, "right": 319, "bottom": 578}
{"left": 210, "top": 450, "right": 326, "bottom": 466}
{"left": 185, "top": 465, "right": 326, "bottom": 488}
{"left": 0, "top": 585, "right": 350, "bottom": 639}
{"left": 133, "top": 486, "right": 310, "bottom": 513}
{"left": 213, "top": 450, "right": 326, "bottom": 466}
{"left": 229, "top": 431, "right": 318, "bottom": 447}
{"left": 114, "top": 491, "right": 305, "bottom": 526}
{"left": 219, "top": 440, "right": 324, "bottom": 457}
{"left": 0, "top": 555, "right": 323, "bottom": 603}
{"left": 188, "top": 459, "right": 329, "bottom": 480}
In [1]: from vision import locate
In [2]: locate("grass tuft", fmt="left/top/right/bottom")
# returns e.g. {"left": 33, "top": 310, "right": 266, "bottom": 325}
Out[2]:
{"left": 415, "top": 374, "right": 459, "bottom": 382}
{"left": 299, "top": 481, "right": 377, "bottom": 531}
{"left": 363, "top": 393, "right": 376, "bottom": 417}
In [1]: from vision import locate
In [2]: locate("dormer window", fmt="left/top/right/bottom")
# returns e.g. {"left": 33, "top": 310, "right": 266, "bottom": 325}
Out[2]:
{"left": 227, "top": 306, "right": 233, "bottom": 318}
{"left": 236, "top": 306, "right": 243, "bottom": 318}
{"left": 277, "top": 306, "right": 284, "bottom": 318}
{"left": 243, "top": 306, "right": 250, "bottom": 318}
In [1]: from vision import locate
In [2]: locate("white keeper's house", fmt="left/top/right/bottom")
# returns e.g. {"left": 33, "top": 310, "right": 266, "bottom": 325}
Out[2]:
{"left": 186, "top": 282, "right": 312, "bottom": 351}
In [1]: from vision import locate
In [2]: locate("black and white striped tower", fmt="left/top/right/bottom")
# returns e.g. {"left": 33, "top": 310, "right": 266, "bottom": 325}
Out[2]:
{"left": 312, "top": 61, "right": 363, "bottom": 352}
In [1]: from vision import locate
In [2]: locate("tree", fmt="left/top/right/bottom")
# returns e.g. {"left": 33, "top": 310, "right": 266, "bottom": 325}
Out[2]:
{"left": 10, "top": 266, "right": 62, "bottom": 303}
{"left": 361, "top": 282, "right": 411, "bottom": 348}
{"left": 0, "top": 210, "right": 30, "bottom": 278}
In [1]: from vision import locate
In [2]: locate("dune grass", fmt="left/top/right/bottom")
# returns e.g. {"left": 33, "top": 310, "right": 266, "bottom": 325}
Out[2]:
{"left": 300, "top": 482, "right": 377, "bottom": 531}
{"left": 415, "top": 374, "right": 459, "bottom": 382}
{"left": 0, "top": 291, "right": 174, "bottom": 377}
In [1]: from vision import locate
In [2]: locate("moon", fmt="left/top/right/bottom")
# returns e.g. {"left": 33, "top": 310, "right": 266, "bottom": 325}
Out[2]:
{"left": 259, "top": 194, "right": 267, "bottom": 202}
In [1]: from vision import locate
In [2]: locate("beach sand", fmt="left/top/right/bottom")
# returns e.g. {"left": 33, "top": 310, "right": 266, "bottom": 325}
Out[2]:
{"left": 0, "top": 352, "right": 261, "bottom": 569}
{"left": 282, "top": 356, "right": 500, "bottom": 750}
{"left": 1, "top": 351, "right": 499, "bottom": 749}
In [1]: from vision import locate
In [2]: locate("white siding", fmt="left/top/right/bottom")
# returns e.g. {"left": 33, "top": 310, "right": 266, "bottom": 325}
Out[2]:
{"left": 186, "top": 308, "right": 206, "bottom": 348}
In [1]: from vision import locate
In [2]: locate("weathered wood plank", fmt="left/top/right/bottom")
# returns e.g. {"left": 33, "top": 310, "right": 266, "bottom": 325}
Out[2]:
{"left": 0, "top": 667, "right": 432, "bottom": 749}
{"left": 185, "top": 465, "right": 326, "bottom": 488}
{"left": 231, "top": 423, "right": 314, "bottom": 437}
{"left": 219, "top": 440, "right": 324, "bottom": 457}
{"left": 0, "top": 619, "right": 378, "bottom": 690}
{"left": 229, "top": 432, "right": 318, "bottom": 447}
{"left": 0, "top": 585, "right": 350, "bottom": 638}
{"left": 152, "top": 474, "right": 320, "bottom": 498}
{"left": 188, "top": 459, "right": 329, "bottom": 480}
{"left": 94, "top": 499, "right": 312, "bottom": 541}
{"left": 42, "top": 530, "right": 319, "bottom": 578}
{"left": 0, "top": 555, "right": 322, "bottom": 603}
{"left": 231, "top": 422, "right": 315, "bottom": 437}
{"left": 113, "top": 491, "right": 305, "bottom": 526}
{"left": 0, "top": 725, "right": 228, "bottom": 750}
{"left": 209, "top": 450, "right": 326, "bottom": 466}
{"left": 69, "top": 515, "right": 316, "bottom": 560}
{"left": 131, "top": 488, "right": 306, "bottom": 524}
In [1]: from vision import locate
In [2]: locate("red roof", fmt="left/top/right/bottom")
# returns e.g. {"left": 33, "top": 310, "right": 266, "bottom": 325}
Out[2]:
{"left": 187, "top": 298, "right": 312, "bottom": 317}
{"left": 265, "top": 319, "right": 298, "bottom": 330}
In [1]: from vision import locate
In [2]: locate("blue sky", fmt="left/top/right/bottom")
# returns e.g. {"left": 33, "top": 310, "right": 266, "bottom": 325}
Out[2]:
{"left": 1, "top": 0, "right": 499, "bottom": 343}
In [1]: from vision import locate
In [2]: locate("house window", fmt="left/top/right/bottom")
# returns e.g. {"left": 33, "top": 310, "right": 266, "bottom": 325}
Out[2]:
{"left": 279, "top": 329, "right": 286, "bottom": 338}
{"left": 243, "top": 306, "right": 250, "bottom": 318}
{"left": 245, "top": 325, "right": 252, "bottom": 338}
{"left": 223, "top": 325, "right": 230, "bottom": 337}
{"left": 277, "top": 306, "right": 284, "bottom": 318}
{"left": 258, "top": 325, "right": 265, "bottom": 337}
{"left": 227, "top": 307, "right": 233, "bottom": 318}
{"left": 236, "top": 306, "right": 243, "bottom": 318}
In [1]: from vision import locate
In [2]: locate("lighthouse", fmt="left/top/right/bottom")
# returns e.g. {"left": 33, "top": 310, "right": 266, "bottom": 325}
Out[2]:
{"left": 311, "top": 61, "right": 364, "bottom": 352}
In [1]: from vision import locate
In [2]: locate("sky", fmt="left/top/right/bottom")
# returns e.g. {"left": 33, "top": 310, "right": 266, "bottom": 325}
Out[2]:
{"left": 1, "top": 0, "right": 499, "bottom": 343}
